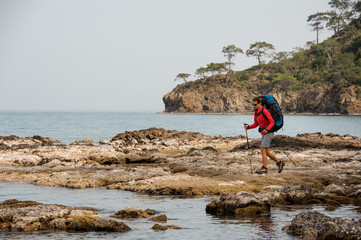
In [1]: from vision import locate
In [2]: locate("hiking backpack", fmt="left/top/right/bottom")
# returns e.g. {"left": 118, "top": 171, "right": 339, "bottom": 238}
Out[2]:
{"left": 261, "top": 95, "right": 283, "bottom": 133}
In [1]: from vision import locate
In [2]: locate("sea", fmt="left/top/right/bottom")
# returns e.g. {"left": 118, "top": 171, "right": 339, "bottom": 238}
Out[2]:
{"left": 0, "top": 111, "right": 361, "bottom": 240}
{"left": 0, "top": 111, "right": 360, "bottom": 143}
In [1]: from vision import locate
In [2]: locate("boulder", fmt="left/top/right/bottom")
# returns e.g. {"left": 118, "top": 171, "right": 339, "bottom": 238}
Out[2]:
{"left": 280, "top": 183, "right": 313, "bottom": 204}
{"left": 110, "top": 207, "right": 150, "bottom": 219}
{"left": 205, "top": 191, "right": 271, "bottom": 217}
{"left": 149, "top": 214, "right": 167, "bottom": 222}
{"left": 324, "top": 183, "right": 346, "bottom": 196}
{"left": 317, "top": 218, "right": 361, "bottom": 240}
{"left": 283, "top": 211, "right": 361, "bottom": 239}
{"left": 151, "top": 224, "right": 181, "bottom": 231}
{"left": 283, "top": 211, "right": 332, "bottom": 238}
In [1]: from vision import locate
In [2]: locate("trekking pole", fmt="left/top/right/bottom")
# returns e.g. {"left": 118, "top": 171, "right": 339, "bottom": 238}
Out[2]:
{"left": 245, "top": 125, "right": 253, "bottom": 173}
{"left": 266, "top": 133, "right": 297, "bottom": 166}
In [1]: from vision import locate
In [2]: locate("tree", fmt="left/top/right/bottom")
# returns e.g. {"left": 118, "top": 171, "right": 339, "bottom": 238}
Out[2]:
{"left": 325, "top": 0, "right": 355, "bottom": 38}
{"left": 307, "top": 12, "right": 328, "bottom": 44}
{"left": 175, "top": 73, "right": 191, "bottom": 83}
{"left": 195, "top": 67, "right": 207, "bottom": 78}
{"left": 222, "top": 44, "right": 243, "bottom": 72}
{"left": 272, "top": 51, "right": 290, "bottom": 63}
{"left": 354, "top": 0, "right": 361, "bottom": 17}
{"left": 206, "top": 63, "right": 227, "bottom": 76}
{"left": 246, "top": 41, "right": 275, "bottom": 68}
{"left": 322, "top": 38, "right": 342, "bottom": 65}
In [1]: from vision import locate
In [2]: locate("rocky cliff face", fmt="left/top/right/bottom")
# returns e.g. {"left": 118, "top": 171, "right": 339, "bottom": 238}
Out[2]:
{"left": 163, "top": 84, "right": 361, "bottom": 115}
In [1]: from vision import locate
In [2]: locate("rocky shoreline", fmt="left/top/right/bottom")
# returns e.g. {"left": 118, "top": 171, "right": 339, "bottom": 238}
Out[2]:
{"left": 163, "top": 83, "right": 361, "bottom": 115}
{"left": 1, "top": 128, "right": 361, "bottom": 237}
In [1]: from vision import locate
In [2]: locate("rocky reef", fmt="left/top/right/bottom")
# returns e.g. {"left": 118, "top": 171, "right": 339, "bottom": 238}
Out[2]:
{"left": 1, "top": 129, "right": 361, "bottom": 237}
{"left": 0, "top": 199, "right": 130, "bottom": 232}
{"left": 0, "top": 129, "right": 360, "bottom": 200}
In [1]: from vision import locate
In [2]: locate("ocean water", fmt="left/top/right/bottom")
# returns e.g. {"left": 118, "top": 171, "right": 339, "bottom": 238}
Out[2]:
{"left": 0, "top": 111, "right": 360, "bottom": 144}
{"left": 0, "top": 182, "right": 360, "bottom": 240}
{"left": 1, "top": 112, "right": 361, "bottom": 239}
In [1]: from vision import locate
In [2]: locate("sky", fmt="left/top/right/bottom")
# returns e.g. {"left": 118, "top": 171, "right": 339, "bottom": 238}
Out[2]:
{"left": 0, "top": 0, "right": 333, "bottom": 111}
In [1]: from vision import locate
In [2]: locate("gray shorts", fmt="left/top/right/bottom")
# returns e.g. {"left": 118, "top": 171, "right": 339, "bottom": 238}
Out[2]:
{"left": 261, "top": 132, "right": 274, "bottom": 148}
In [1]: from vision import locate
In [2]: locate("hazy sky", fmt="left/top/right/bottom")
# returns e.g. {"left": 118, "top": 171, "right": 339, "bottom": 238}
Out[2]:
{"left": 0, "top": 0, "right": 332, "bottom": 111}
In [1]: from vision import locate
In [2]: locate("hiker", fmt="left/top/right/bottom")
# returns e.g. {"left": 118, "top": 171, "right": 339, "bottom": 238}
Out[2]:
{"left": 244, "top": 95, "right": 285, "bottom": 174}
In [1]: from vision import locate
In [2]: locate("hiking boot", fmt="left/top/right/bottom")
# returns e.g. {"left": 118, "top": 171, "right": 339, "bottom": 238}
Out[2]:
{"left": 255, "top": 166, "right": 268, "bottom": 174}
{"left": 277, "top": 161, "right": 285, "bottom": 173}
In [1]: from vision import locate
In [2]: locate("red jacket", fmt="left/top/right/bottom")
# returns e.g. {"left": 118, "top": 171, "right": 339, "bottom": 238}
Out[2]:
{"left": 248, "top": 106, "right": 275, "bottom": 135}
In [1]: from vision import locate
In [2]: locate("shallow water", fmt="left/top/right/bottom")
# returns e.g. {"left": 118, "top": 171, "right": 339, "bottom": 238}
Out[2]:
{"left": 1, "top": 182, "right": 360, "bottom": 240}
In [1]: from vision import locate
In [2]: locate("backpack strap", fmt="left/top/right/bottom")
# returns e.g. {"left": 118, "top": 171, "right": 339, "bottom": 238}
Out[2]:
{"left": 260, "top": 107, "right": 269, "bottom": 130}
{"left": 260, "top": 107, "right": 268, "bottom": 120}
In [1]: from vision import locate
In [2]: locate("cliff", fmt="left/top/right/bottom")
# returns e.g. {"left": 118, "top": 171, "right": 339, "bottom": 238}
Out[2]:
{"left": 163, "top": 79, "right": 361, "bottom": 115}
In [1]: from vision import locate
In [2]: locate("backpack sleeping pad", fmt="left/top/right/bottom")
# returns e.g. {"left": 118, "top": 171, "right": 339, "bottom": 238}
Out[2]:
{"left": 261, "top": 94, "right": 283, "bottom": 133}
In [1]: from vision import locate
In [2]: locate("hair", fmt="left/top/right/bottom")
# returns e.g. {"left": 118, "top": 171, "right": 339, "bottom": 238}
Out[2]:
{"left": 253, "top": 94, "right": 263, "bottom": 104}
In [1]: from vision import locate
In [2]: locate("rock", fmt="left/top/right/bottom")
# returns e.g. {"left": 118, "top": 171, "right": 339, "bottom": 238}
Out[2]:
{"left": 324, "top": 183, "right": 346, "bottom": 196}
{"left": 98, "top": 139, "right": 111, "bottom": 145}
{"left": 280, "top": 183, "right": 313, "bottom": 204}
{"left": 205, "top": 191, "right": 271, "bottom": 216}
{"left": 283, "top": 211, "right": 332, "bottom": 238}
{"left": 151, "top": 224, "right": 181, "bottom": 231}
{"left": 145, "top": 209, "right": 156, "bottom": 215}
{"left": 318, "top": 218, "right": 361, "bottom": 239}
{"left": 0, "top": 199, "right": 130, "bottom": 232}
{"left": 149, "top": 214, "right": 167, "bottom": 222}
{"left": 93, "top": 219, "right": 131, "bottom": 232}
{"left": 284, "top": 211, "right": 361, "bottom": 240}
{"left": 110, "top": 207, "right": 150, "bottom": 219}
{"left": 74, "top": 138, "right": 95, "bottom": 144}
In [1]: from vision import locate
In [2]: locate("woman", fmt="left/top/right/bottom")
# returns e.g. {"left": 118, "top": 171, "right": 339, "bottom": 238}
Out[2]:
{"left": 244, "top": 95, "right": 285, "bottom": 174}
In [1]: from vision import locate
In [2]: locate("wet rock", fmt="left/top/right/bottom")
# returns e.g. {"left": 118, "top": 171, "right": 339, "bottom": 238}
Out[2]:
{"left": 283, "top": 211, "right": 332, "bottom": 238}
{"left": 145, "top": 209, "right": 156, "bottom": 215}
{"left": 110, "top": 207, "right": 150, "bottom": 219}
{"left": 205, "top": 191, "right": 271, "bottom": 217}
{"left": 0, "top": 199, "right": 130, "bottom": 232}
{"left": 318, "top": 218, "right": 361, "bottom": 239}
{"left": 151, "top": 224, "right": 181, "bottom": 231}
{"left": 93, "top": 219, "right": 131, "bottom": 232}
{"left": 280, "top": 183, "right": 313, "bottom": 204}
{"left": 149, "top": 214, "right": 167, "bottom": 222}
{"left": 284, "top": 211, "right": 361, "bottom": 240}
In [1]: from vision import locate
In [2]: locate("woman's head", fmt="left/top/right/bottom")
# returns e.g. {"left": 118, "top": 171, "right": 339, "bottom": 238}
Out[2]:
{"left": 253, "top": 95, "right": 263, "bottom": 109}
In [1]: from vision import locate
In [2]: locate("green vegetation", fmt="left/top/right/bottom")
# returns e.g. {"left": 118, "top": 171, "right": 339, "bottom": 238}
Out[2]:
{"left": 222, "top": 44, "right": 244, "bottom": 72}
{"left": 246, "top": 41, "right": 275, "bottom": 69}
{"left": 175, "top": 0, "right": 361, "bottom": 92}
{"left": 175, "top": 73, "right": 191, "bottom": 83}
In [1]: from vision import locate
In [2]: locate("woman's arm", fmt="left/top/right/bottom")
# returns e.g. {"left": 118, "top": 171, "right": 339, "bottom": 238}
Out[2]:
{"left": 263, "top": 108, "right": 275, "bottom": 131}
{"left": 247, "top": 112, "right": 258, "bottom": 129}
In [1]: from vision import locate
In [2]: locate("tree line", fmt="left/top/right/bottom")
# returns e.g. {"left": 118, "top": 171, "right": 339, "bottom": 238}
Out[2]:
{"left": 175, "top": 42, "right": 276, "bottom": 83}
{"left": 175, "top": 0, "right": 361, "bottom": 89}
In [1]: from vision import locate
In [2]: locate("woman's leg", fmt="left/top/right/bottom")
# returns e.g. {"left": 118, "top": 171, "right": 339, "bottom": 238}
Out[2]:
{"left": 261, "top": 147, "right": 268, "bottom": 168}
{"left": 266, "top": 148, "right": 279, "bottom": 163}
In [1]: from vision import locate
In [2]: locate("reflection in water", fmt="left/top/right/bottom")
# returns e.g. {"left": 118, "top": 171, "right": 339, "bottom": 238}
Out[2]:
{"left": 253, "top": 215, "right": 276, "bottom": 239}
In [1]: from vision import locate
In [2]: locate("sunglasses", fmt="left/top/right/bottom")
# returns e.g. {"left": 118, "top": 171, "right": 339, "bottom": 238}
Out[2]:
{"left": 253, "top": 103, "right": 259, "bottom": 106}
